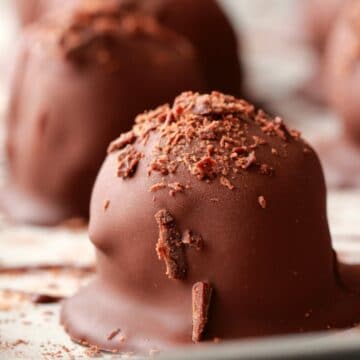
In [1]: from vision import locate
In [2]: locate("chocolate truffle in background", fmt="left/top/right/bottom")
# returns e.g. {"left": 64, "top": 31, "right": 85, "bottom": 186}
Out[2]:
{"left": 302, "top": 0, "right": 344, "bottom": 53}
{"left": 62, "top": 91, "right": 360, "bottom": 353}
{"left": 135, "top": 0, "right": 243, "bottom": 96}
{"left": 300, "top": 0, "right": 345, "bottom": 104}
{"left": 2, "top": 6, "right": 206, "bottom": 225}
{"left": 13, "top": 0, "right": 243, "bottom": 96}
{"left": 13, "top": 0, "right": 73, "bottom": 26}
{"left": 317, "top": 0, "right": 360, "bottom": 188}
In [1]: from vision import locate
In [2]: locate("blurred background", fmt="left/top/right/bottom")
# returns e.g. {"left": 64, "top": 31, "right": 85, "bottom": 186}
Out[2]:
{"left": 1, "top": 0, "right": 360, "bottom": 358}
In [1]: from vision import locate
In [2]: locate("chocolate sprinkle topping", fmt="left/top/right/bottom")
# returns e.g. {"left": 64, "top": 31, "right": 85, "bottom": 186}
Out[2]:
{"left": 109, "top": 92, "right": 305, "bottom": 191}
{"left": 182, "top": 230, "right": 204, "bottom": 250}
{"left": 192, "top": 282, "right": 213, "bottom": 343}
{"left": 108, "top": 130, "right": 136, "bottom": 154}
{"left": 154, "top": 209, "right": 186, "bottom": 280}
{"left": 116, "top": 145, "right": 144, "bottom": 179}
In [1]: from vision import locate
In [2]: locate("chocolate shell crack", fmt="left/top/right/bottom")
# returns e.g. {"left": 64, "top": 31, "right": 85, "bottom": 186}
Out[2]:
{"left": 155, "top": 209, "right": 186, "bottom": 280}
{"left": 192, "top": 282, "right": 213, "bottom": 343}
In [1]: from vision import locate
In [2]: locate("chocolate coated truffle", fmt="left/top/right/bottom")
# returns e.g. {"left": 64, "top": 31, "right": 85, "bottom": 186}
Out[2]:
{"left": 13, "top": 0, "right": 242, "bottom": 96}
{"left": 318, "top": 0, "right": 360, "bottom": 187}
{"left": 3, "top": 5, "right": 205, "bottom": 225}
{"left": 62, "top": 91, "right": 360, "bottom": 353}
{"left": 302, "top": 0, "right": 344, "bottom": 53}
{"left": 13, "top": 0, "right": 73, "bottom": 26}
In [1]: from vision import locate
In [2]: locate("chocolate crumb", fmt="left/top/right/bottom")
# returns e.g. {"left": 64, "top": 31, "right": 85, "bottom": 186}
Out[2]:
{"left": 12, "top": 339, "right": 28, "bottom": 347}
{"left": 194, "top": 156, "right": 217, "bottom": 180}
{"left": 259, "top": 164, "right": 275, "bottom": 176}
{"left": 107, "top": 328, "right": 121, "bottom": 341}
{"left": 84, "top": 344, "right": 101, "bottom": 357}
{"left": 112, "top": 92, "right": 307, "bottom": 196}
{"left": 107, "top": 130, "right": 136, "bottom": 154}
{"left": 168, "top": 182, "right": 185, "bottom": 196}
{"left": 116, "top": 145, "right": 144, "bottom": 179}
{"left": 258, "top": 196, "right": 267, "bottom": 209}
{"left": 31, "top": 293, "right": 64, "bottom": 304}
{"left": 155, "top": 209, "right": 186, "bottom": 279}
{"left": 149, "top": 182, "right": 167, "bottom": 193}
{"left": 220, "top": 176, "right": 234, "bottom": 190}
{"left": 192, "top": 282, "right": 213, "bottom": 343}
{"left": 103, "top": 200, "right": 110, "bottom": 211}
{"left": 182, "top": 230, "right": 204, "bottom": 250}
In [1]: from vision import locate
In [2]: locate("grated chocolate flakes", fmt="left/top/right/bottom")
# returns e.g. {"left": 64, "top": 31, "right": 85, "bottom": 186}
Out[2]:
{"left": 154, "top": 209, "right": 186, "bottom": 279}
{"left": 192, "top": 282, "right": 213, "bottom": 343}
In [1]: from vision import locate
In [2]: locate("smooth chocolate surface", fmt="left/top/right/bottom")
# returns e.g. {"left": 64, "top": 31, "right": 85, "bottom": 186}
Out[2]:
{"left": 13, "top": 0, "right": 242, "bottom": 96}
{"left": 3, "top": 5, "right": 205, "bottom": 225}
{"left": 62, "top": 92, "right": 360, "bottom": 353}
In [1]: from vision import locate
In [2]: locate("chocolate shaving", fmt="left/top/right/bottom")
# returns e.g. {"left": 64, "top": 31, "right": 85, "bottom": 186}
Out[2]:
{"left": 116, "top": 145, "right": 143, "bottom": 179}
{"left": 192, "top": 282, "right": 213, "bottom": 342}
{"left": 259, "top": 164, "right": 275, "bottom": 176}
{"left": 104, "top": 200, "right": 110, "bottom": 211}
{"left": 108, "top": 131, "right": 136, "bottom": 154}
{"left": 168, "top": 182, "right": 185, "bottom": 196}
{"left": 258, "top": 196, "right": 267, "bottom": 209}
{"left": 31, "top": 293, "right": 64, "bottom": 304}
{"left": 182, "top": 230, "right": 204, "bottom": 250}
{"left": 110, "top": 92, "right": 307, "bottom": 194}
{"left": 194, "top": 156, "right": 217, "bottom": 180}
{"left": 154, "top": 209, "right": 186, "bottom": 280}
{"left": 220, "top": 176, "right": 234, "bottom": 190}
{"left": 107, "top": 328, "right": 121, "bottom": 341}
{"left": 149, "top": 182, "right": 167, "bottom": 192}
{"left": 235, "top": 151, "right": 256, "bottom": 170}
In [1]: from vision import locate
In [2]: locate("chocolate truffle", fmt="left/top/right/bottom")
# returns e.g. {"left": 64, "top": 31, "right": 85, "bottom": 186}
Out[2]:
{"left": 13, "top": 0, "right": 74, "bottom": 26}
{"left": 318, "top": 0, "right": 360, "bottom": 188}
{"left": 300, "top": 0, "right": 346, "bottom": 104}
{"left": 3, "top": 5, "right": 205, "bottom": 225}
{"left": 302, "top": 0, "right": 344, "bottom": 53}
{"left": 62, "top": 91, "right": 360, "bottom": 354}
{"left": 13, "top": 0, "right": 242, "bottom": 96}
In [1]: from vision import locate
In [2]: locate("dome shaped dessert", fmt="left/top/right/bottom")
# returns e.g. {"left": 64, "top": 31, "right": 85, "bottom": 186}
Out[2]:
{"left": 3, "top": 5, "right": 205, "bottom": 225}
{"left": 13, "top": 0, "right": 74, "bottom": 26}
{"left": 13, "top": 0, "right": 242, "bottom": 96}
{"left": 62, "top": 91, "right": 360, "bottom": 354}
{"left": 317, "top": 0, "right": 360, "bottom": 187}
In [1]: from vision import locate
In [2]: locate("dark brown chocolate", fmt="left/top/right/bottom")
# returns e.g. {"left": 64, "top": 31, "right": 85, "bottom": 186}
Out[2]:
{"left": 14, "top": 0, "right": 242, "bottom": 96}
{"left": 3, "top": 5, "right": 205, "bottom": 225}
{"left": 62, "top": 92, "right": 360, "bottom": 354}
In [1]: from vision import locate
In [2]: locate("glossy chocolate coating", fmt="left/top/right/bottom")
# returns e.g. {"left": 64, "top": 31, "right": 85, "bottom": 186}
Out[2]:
{"left": 318, "top": 0, "right": 360, "bottom": 187}
{"left": 3, "top": 7, "right": 205, "bottom": 225}
{"left": 13, "top": 0, "right": 242, "bottom": 96}
{"left": 62, "top": 92, "right": 360, "bottom": 354}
